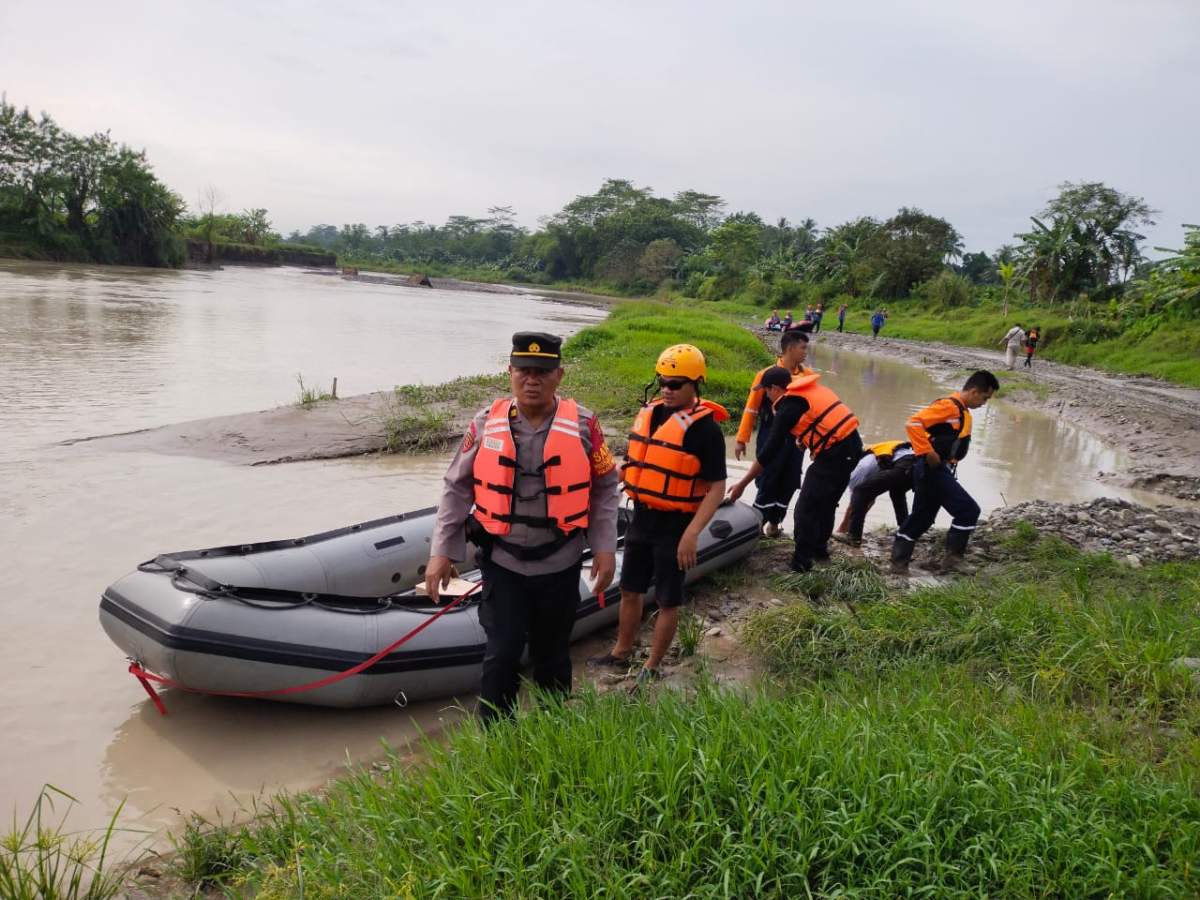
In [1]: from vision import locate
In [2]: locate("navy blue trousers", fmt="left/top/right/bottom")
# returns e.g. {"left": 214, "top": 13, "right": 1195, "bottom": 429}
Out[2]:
{"left": 891, "top": 459, "right": 980, "bottom": 561}
{"left": 792, "top": 431, "right": 862, "bottom": 569}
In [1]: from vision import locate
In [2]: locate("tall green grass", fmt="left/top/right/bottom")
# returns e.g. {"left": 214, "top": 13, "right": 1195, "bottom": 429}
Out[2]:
{"left": 871, "top": 297, "right": 1200, "bottom": 386}
{"left": 563, "top": 301, "right": 772, "bottom": 429}
{"left": 172, "top": 535, "right": 1200, "bottom": 896}
{"left": 0, "top": 786, "right": 124, "bottom": 900}
{"left": 173, "top": 682, "right": 1200, "bottom": 897}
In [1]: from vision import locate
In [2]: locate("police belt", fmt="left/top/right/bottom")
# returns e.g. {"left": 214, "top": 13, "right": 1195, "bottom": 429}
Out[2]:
{"left": 466, "top": 516, "right": 577, "bottom": 562}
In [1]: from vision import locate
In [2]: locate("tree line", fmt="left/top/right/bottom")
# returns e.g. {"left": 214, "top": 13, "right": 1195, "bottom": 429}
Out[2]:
{"left": 0, "top": 99, "right": 185, "bottom": 266}
{"left": 1, "top": 100, "right": 1194, "bottom": 322}
{"left": 290, "top": 177, "right": 1193, "bottom": 318}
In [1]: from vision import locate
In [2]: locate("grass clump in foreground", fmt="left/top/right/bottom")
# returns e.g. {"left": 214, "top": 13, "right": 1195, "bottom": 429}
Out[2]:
{"left": 174, "top": 535, "right": 1200, "bottom": 896}
{"left": 0, "top": 786, "right": 123, "bottom": 900}
{"left": 295, "top": 373, "right": 334, "bottom": 409}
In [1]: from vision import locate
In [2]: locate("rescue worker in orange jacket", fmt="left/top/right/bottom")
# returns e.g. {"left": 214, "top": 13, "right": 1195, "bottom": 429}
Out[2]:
{"left": 589, "top": 344, "right": 728, "bottom": 684}
{"left": 890, "top": 370, "right": 999, "bottom": 575}
{"left": 734, "top": 330, "right": 813, "bottom": 536}
{"left": 728, "top": 366, "right": 862, "bottom": 572}
{"left": 426, "top": 332, "right": 620, "bottom": 720}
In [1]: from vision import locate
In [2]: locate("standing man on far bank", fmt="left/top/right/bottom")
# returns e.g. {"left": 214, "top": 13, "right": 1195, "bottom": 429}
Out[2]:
{"left": 1001, "top": 323, "right": 1026, "bottom": 369}
{"left": 425, "top": 332, "right": 619, "bottom": 721}
{"left": 590, "top": 344, "right": 728, "bottom": 684}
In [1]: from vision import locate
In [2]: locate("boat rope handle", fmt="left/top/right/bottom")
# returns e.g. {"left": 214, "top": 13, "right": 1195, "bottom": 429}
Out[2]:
{"left": 128, "top": 582, "right": 482, "bottom": 715}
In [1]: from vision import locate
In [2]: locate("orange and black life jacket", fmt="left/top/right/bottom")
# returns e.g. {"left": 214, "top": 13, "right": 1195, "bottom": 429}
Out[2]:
{"left": 623, "top": 399, "right": 729, "bottom": 513}
{"left": 927, "top": 396, "right": 972, "bottom": 461}
{"left": 782, "top": 374, "right": 859, "bottom": 456}
{"left": 472, "top": 397, "right": 591, "bottom": 537}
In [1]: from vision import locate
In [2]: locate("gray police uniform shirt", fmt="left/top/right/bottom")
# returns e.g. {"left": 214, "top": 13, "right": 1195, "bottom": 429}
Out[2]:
{"left": 429, "top": 397, "right": 620, "bottom": 576}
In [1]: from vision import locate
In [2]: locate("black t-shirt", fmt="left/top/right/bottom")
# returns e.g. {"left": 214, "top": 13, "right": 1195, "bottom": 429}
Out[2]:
{"left": 756, "top": 396, "right": 809, "bottom": 466}
{"left": 628, "top": 404, "right": 728, "bottom": 544}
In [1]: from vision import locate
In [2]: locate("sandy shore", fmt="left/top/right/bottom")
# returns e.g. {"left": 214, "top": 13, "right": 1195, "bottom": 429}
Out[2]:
{"left": 805, "top": 328, "right": 1200, "bottom": 501}
{"left": 67, "top": 320, "right": 1200, "bottom": 503}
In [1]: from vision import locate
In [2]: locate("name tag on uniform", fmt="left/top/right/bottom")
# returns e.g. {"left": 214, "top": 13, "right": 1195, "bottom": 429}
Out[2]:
{"left": 483, "top": 437, "right": 505, "bottom": 452}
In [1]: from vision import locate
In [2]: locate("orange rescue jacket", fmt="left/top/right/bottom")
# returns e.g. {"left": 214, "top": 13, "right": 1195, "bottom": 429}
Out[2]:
{"left": 782, "top": 373, "right": 859, "bottom": 456}
{"left": 623, "top": 399, "right": 729, "bottom": 513}
{"left": 735, "top": 359, "right": 812, "bottom": 444}
{"left": 473, "top": 397, "right": 591, "bottom": 535}
{"left": 905, "top": 393, "right": 972, "bottom": 462}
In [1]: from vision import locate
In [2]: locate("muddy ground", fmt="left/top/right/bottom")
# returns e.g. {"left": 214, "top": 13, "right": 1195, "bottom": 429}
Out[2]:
{"left": 806, "top": 328, "right": 1200, "bottom": 501}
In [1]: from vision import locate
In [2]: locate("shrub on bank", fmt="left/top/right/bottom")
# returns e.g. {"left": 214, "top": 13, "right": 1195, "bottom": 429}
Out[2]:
{"left": 562, "top": 302, "right": 771, "bottom": 428}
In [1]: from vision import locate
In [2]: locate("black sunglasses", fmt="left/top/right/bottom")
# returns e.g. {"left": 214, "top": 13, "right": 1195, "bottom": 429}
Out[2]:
{"left": 658, "top": 377, "right": 691, "bottom": 390}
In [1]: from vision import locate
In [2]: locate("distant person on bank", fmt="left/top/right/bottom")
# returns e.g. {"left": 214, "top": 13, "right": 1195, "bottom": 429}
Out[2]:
{"left": 1001, "top": 323, "right": 1026, "bottom": 369}
{"left": 590, "top": 344, "right": 728, "bottom": 685}
{"left": 889, "top": 370, "right": 999, "bottom": 575}
{"left": 781, "top": 310, "right": 794, "bottom": 330}
{"left": 765, "top": 309, "right": 782, "bottom": 331}
{"left": 871, "top": 310, "right": 886, "bottom": 338}
{"left": 1023, "top": 326, "right": 1040, "bottom": 368}
{"left": 837, "top": 303, "right": 848, "bottom": 332}
{"left": 425, "top": 332, "right": 619, "bottom": 721}
{"left": 812, "top": 304, "right": 825, "bottom": 333}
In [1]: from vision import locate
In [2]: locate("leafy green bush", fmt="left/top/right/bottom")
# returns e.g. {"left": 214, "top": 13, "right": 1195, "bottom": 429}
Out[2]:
{"left": 917, "top": 270, "right": 974, "bottom": 308}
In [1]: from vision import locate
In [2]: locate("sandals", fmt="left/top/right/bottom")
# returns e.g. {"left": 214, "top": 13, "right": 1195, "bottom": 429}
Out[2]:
{"left": 586, "top": 652, "right": 631, "bottom": 669}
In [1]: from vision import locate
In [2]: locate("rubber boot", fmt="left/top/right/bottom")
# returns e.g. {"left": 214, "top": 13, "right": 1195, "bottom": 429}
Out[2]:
{"left": 889, "top": 536, "right": 913, "bottom": 575}
{"left": 942, "top": 528, "right": 971, "bottom": 574}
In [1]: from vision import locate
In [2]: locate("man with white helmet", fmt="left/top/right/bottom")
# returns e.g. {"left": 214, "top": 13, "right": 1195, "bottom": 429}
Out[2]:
{"left": 589, "top": 343, "right": 728, "bottom": 684}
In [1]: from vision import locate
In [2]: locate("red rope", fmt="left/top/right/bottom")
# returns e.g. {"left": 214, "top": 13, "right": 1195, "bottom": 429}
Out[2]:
{"left": 129, "top": 583, "right": 481, "bottom": 714}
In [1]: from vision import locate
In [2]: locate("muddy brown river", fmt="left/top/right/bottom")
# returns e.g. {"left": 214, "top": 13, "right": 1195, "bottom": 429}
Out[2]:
{"left": 0, "top": 260, "right": 1164, "bottom": 853}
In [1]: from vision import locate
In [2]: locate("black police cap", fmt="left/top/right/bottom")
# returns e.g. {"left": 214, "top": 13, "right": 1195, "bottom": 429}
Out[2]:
{"left": 510, "top": 332, "right": 563, "bottom": 370}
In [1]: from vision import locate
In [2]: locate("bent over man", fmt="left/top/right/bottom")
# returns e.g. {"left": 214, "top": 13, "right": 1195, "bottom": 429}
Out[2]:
{"left": 734, "top": 330, "right": 812, "bottom": 535}
{"left": 425, "top": 332, "right": 619, "bottom": 721}
{"left": 728, "top": 367, "right": 862, "bottom": 572}
{"left": 890, "top": 370, "right": 999, "bottom": 575}
{"left": 591, "top": 344, "right": 727, "bottom": 684}
{"left": 835, "top": 440, "right": 916, "bottom": 547}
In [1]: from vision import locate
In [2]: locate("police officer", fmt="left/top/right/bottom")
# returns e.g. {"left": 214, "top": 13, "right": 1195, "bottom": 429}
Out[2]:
{"left": 424, "top": 332, "right": 620, "bottom": 720}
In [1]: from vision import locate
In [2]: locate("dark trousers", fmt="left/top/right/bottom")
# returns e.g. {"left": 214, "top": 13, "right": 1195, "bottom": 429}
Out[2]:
{"left": 1023, "top": 350, "right": 1034, "bottom": 368}
{"left": 847, "top": 463, "right": 913, "bottom": 539}
{"left": 891, "top": 460, "right": 980, "bottom": 562}
{"left": 477, "top": 558, "right": 582, "bottom": 721}
{"left": 837, "top": 316, "right": 845, "bottom": 332}
{"left": 792, "top": 431, "right": 863, "bottom": 569}
{"left": 755, "top": 422, "right": 803, "bottom": 526}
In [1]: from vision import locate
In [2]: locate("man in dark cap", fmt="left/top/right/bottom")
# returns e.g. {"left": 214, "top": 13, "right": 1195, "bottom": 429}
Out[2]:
{"left": 727, "top": 365, "right": 862, "bottom": 572}
{"left": 425, "top": 332, "right": 620, "bottom": 721}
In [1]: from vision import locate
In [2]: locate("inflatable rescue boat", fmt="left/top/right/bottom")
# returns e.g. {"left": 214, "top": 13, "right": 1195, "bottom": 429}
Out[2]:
{"left": 99, "top": 502, "right": 760, "bottom": 708}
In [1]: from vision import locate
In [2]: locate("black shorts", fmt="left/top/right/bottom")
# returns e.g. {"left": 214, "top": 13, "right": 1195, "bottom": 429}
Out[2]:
{"left": 619, "top": 537, "right": 686, "bottom": 608}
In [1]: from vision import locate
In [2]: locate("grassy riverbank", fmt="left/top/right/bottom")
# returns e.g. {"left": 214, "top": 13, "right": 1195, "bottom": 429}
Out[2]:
{"left": 860, "top": 297, "right": 1200, "bottom": 386}
{"left": 157, "top": 531, "right": 1200, "bottom": 896}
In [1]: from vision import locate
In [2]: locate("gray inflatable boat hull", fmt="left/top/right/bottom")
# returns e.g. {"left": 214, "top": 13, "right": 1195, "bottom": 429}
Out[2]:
{"left": 99, "top": 503, "right": 761, "bottom": 708}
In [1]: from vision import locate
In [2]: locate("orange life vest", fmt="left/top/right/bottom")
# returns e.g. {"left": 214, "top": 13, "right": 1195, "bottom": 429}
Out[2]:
{"left": 472, "top": 397, "right": 591, "bottom": 536}
{"left": 623, "top": 399, "right": 730, "bottom": 513}
{"left": 783, "top": 373, "right": 859, "bottom": 456}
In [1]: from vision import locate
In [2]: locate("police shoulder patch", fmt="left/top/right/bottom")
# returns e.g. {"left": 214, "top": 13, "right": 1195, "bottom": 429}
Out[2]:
{"left": 591, "top": 442, "right": 616, "bottom": 476}
{"left": 460, "top": 422, "right": 476, "bottom": 453}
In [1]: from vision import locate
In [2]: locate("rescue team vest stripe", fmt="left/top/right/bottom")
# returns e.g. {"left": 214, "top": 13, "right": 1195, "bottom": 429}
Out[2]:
{"left": 626, "top": 484, "right": 707, "bottom": 503}
{"left": 624, "top": 458, "right": 702, "bottom": 480}
{"left": 473, "top": 397, "right": 591, "bottom": 537}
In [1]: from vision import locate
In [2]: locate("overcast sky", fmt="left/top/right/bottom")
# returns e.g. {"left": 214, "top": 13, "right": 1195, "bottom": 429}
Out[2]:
{"left": 3, "top": 0, "right": 1197, "bottom": 253}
